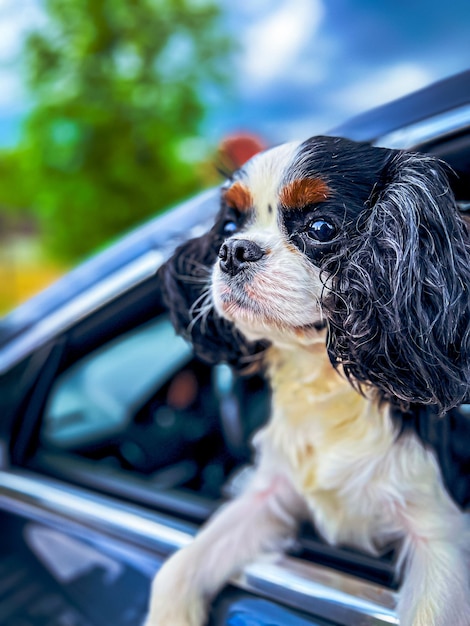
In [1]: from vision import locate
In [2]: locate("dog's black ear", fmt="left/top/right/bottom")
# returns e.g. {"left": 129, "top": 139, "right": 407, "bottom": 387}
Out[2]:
{"left": 158, "top": 224, "right": 267, "bottom": 371}
{"left": 324, "top": 151, "right": 470, "bottom": 414}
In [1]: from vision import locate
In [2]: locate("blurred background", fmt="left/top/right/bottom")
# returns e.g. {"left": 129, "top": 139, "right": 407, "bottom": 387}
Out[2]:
{"left": 0, "top": 0, "right": 469, "bottom": 315}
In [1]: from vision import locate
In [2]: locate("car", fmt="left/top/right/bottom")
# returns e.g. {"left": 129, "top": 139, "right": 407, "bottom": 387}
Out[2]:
{"left": 1, "top": 69, "right": 470, "bottom": 626}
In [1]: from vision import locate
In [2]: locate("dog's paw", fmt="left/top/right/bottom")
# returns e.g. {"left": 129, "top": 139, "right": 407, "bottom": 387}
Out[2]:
{"left": 146, "top": 549, "right": 207, "bottom": 626}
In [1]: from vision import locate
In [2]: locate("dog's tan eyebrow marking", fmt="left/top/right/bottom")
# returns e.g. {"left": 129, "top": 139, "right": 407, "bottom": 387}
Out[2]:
{"left": 223, "top": 182, "right": 253, "bottom": 212}
{"left": 280, "top": 178, "right": 330, "bottom": 209}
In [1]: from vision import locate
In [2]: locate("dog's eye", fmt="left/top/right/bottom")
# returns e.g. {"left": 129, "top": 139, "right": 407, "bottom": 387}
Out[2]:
{"left": 306, "top": 219, "right": 336, "bottom": 242}
{"left": 223, "top": 220, "right": 238, "bottom": 236}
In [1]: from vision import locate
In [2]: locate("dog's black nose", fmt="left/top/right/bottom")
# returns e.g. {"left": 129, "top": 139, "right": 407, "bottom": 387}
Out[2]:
{"left": 218, "top": 239, "right": 265, "bottom": 276}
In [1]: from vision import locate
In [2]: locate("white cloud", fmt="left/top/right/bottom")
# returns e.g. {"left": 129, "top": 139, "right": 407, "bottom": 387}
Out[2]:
{"left": 0, "top": 0, "right": 46, "bottom": 62}
{"left": 0, "top": 71, "right": 25, "bottom": 111}
{"left": 334, "top": 63, "right": 434, "bottom": 114}
{"left": 240, "top": 0, "right": 325, "bottom": 90}
{"left": 0, "top": 0, "right": 47, "bottom": 112}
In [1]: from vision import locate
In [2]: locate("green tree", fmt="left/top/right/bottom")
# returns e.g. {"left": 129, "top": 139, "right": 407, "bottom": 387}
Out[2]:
{"left": 20, "top": 0, "right": 230, "bottom": 260}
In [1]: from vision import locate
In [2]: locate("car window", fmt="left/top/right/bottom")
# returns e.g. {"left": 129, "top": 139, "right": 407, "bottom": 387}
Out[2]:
{"left": 35, "top": 303, "right": 268, "bottom": 506}
{"left": 42, "top": 315, "right": 192, "bottom": 448}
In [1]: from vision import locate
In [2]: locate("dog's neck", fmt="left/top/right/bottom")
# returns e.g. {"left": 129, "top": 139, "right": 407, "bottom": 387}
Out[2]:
{"left": 265, "top": 333, "right": 380, "bottom": 431}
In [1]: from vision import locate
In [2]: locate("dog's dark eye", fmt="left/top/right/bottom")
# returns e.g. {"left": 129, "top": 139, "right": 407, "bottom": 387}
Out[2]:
{"left": 222, "top": 220, "right": 238, "bottom": 236}
{"left": 306, "top": 219, "right": 336, "bottom": 242}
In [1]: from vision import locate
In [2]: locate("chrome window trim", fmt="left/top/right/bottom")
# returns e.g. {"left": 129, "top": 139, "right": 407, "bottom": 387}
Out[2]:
{"left": 0, "top": 469, "right": 398, "bottom": 625}
{"left": 0, "top": 250, "right": 163, "bottom": 375}
{"left": 374, "top": 103, "right": 470, "bottom": 149}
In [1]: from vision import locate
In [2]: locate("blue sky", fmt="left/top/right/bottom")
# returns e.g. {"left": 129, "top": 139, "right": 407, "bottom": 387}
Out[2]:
{"left": 1, "top": 0, "right": 470, "bottom": 148}
{"left": 214, "top": 0, "right": 470, "bottom": 143}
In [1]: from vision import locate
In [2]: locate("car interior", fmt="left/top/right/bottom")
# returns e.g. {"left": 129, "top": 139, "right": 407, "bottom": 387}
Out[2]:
{"left": 7, "top": 124, "right": 470, "bottom": 600}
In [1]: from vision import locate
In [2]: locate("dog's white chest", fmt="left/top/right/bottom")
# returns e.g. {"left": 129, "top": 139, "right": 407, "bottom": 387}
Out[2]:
{"left": 258, "top": 343, "right": 399, "bottom": 550}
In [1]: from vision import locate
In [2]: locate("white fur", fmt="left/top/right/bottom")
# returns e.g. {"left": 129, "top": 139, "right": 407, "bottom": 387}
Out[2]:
{"left": 146, "top": 145, "right": 470, "bottom": 626}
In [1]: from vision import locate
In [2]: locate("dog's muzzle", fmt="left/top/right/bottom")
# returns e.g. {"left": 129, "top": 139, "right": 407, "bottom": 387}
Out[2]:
{"left": 218, "top": 239, "right": 265, "bottom": 277}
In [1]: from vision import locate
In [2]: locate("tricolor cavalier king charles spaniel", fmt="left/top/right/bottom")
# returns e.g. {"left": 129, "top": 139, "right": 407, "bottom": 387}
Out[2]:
{"left": 147, "top": 137, "right": 470, "bottom": 626}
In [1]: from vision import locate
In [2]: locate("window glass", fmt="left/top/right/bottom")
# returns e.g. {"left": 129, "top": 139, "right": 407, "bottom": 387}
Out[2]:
{"left": 43, "top": 315, "right": 192, "bottom": 448}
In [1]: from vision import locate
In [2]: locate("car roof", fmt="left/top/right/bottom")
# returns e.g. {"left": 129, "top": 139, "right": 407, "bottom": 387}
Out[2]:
{"left": 331, "top": 69, "right": 470, "bottom": 143}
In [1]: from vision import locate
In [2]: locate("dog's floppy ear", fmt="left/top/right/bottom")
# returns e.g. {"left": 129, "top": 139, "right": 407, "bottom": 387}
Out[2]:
{"left": 324, "top": 151, "right": 470, "bottom": 414}
{"left": 158, "top": 225, "right": 267, "bottom": 371}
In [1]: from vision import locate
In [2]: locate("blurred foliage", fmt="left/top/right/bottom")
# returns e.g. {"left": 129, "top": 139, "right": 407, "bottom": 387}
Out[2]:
{"left": 0, "top": 0, "right": 231, "bottom": 261}
{"left": 0, "top": 149, "right": 32, "bottom": 213}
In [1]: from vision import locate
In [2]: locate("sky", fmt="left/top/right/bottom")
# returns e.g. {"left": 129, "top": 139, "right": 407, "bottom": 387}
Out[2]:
{"left": 215, "top": 0, "right": 470, "bottom": 143}
{"left": 0, "top": 0, "right": 45, "bottom": 145}
{"left": 0, "top": 0, "right": 469, "bottom": 147}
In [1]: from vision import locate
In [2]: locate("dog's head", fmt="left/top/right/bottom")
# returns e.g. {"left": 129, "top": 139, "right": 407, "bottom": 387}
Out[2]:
{"left": 160, "top": 136, "right": 470, "bottom": 412}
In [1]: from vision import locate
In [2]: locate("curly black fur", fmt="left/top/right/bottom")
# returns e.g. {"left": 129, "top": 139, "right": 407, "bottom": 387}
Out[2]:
{"left": 158, "top": 208, "right": 268, "bottom": 371}
{"left": 322, "top": 151, "right": 470, "bottom": 414}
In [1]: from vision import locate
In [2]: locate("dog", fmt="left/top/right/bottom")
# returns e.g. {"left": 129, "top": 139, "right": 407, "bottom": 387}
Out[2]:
{"left": 147, "top": 136, "right": 470, "bottom": 626}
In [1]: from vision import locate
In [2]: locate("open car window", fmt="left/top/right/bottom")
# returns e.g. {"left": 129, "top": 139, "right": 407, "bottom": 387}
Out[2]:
{"left": 42, "top": 316, "right": 192, "bottom": 449}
